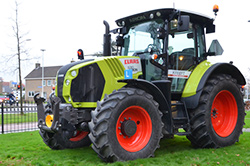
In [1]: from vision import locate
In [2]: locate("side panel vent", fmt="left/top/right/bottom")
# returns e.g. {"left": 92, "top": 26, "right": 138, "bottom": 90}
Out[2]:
{"left": 104, "top": 58, "right": 124, "bottom": 78}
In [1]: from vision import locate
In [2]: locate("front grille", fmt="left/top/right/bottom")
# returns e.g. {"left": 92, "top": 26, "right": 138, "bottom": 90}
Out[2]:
{"left": 70, "top": 63, "right": 105, "bottom": 103}
{"left": 56, "top": 59, "right": 94, "bottom": 103}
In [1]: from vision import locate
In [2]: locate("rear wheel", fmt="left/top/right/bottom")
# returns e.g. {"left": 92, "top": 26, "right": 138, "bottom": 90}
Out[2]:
{"left": 88, "top": 88, "right": 163, "bottom": 162}
{"left": 187, "top": 74, "right": 245, "bottom": 148}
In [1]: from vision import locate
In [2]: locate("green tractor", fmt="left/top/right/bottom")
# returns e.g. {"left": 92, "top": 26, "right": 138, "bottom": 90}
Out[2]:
{"left": 34, "top": 7, "right": 246, "bottom": 162}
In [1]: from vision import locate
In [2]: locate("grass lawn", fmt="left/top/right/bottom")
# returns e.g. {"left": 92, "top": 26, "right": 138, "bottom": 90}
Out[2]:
{"left": 0, "top": 131, "right": 249, "bottom": 166}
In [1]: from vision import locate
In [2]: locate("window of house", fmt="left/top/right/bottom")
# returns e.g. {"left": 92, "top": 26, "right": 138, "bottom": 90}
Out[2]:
{"left": 28, "top": 91, "right": 35, "bottom": 97}
{"left": 47, "top": 80, "right": 52, "bottom": 86}
{"left": 42, "top": 80, "right": 46, "bottom": 86}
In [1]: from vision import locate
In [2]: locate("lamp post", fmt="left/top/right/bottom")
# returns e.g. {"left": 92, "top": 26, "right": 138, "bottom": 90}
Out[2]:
{"left": 40, "top": 49, "right": 46, "bottom": 97}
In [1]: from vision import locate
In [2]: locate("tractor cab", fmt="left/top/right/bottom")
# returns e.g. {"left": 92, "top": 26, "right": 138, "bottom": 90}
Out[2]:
{"left": 114, "top": 8, "right": 220, "bottom": 97}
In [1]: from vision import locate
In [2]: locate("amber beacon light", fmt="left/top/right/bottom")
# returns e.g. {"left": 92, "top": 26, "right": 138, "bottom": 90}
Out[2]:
{"left": 213, "top": 4, "right": 219, "bottom": 16}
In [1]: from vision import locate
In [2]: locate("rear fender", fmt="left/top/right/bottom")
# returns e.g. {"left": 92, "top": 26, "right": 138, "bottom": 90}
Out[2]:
{"left": 182, "top": 62, "right": 246, "bottom": 109}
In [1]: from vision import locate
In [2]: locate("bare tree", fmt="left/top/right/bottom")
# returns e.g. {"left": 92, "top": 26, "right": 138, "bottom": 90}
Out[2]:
{"left": 10, "top": 1, "right": 30, "bottom": 114}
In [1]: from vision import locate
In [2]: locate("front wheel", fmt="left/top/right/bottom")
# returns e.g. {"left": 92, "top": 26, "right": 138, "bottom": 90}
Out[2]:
{"left": 39, "top": 111, "right": 91, "bottom": 149}
{"left": 88, "top": 88, "right": 163, "bottom": 162}
{"left": 187, "top": 74, "right": 245, "bottom": 148}
{"left": 39, "top": 128, "right": 91, "bottom": 149}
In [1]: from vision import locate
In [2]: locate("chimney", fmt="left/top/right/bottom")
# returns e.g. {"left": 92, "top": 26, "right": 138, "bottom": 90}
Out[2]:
{"left": 35, "top": 63, "right": 40, "bottom": 68}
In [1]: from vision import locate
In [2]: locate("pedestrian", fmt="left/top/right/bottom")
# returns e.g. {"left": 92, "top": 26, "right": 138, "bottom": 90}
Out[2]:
{"left": 7, "top": 92, "right": 16, "bottom": 106}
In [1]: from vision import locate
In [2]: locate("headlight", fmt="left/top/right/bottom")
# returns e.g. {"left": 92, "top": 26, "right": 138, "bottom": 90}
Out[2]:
{"left": 66, "top": 79, "right": 70, "bottom": 86}
{"left": 71, "top": 70, "right": 77, "bottom": 77}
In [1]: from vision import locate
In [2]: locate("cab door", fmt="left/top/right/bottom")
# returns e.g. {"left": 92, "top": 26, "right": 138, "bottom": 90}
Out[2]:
{"left": 168, "top": 24, "right": 206, "bottom": 99}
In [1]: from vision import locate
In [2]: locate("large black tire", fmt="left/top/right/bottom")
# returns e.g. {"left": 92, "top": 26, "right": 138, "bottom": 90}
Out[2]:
{"left": 39, "top": 129, "right": 91, "bottom": 149}
{"left": 39, "top": 108, "right": 91, "bottom": 149}
{"left": 39, "top": 99, "right": 91, "bottom": 149}
{"left": 88, "top": 88, "right": 163, "bottom": 162}
{"left": 187, "top": 74, "right": 245, "bottom": 148}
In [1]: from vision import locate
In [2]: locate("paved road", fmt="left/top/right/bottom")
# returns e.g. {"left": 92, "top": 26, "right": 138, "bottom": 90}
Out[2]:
{"left": 243, "top": 128, "right": 250, "bottom": 132}
{"left": 1, "top": 122, "right": 38, "bottom": 134}
{"left": 1, "top": 121, "right": 250, "bottom": 134}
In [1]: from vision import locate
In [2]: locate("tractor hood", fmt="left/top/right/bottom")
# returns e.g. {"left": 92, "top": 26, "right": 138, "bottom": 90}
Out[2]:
{"left": 55, "top": 56, "right": 142, "bottom": 108}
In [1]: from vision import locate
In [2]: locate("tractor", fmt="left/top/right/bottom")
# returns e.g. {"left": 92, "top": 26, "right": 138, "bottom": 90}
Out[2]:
{"left": 34, "top": 6, "right": 246, "bottom": 162}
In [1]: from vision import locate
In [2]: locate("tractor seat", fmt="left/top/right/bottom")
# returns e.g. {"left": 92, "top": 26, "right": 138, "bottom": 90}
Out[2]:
{"left": 170, "top": 48, "right": 194, "bottom": 70}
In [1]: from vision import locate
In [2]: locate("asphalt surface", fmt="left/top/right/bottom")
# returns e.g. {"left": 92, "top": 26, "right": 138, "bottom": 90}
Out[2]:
{"left": 1, "top": 122, "right": 38, "bottom": 134}
{"left": 1, "top": 121, "right": 250, "bottom": 134}
{"left": 243, "top": 128, "right": 250, "bottom": 132}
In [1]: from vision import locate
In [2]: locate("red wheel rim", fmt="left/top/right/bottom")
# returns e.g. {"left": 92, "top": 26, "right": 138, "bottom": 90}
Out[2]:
{"left": 211, "top": 90, "right": 238, "bottom": 137}
{"left": 70, "top": 131, "right": 88, "bottom": 142}
{"left": 116, "top": 106, "right": 152, "bottom": 152}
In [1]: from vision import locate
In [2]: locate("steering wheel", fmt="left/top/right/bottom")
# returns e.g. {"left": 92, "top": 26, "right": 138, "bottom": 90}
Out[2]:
{"left": 132, "top": 44, "right": 160, "bottom": 57}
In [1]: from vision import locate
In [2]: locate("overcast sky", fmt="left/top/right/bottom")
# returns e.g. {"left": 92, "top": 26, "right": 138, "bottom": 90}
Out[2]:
{"left": 0, "top": 0, "right": 250, "bottom": 82}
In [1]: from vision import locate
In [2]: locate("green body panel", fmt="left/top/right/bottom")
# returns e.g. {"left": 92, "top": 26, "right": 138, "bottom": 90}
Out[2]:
{"left": 58, "top": 56, "right": 142, "bottom": 108}
{"left": 182, "top": 60, "right": 213, "bottom": 98}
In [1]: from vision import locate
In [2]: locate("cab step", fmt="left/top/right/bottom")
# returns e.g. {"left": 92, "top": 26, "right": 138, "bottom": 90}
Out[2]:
{"left": 175, "top": 132, "right": 191, "bottom": 136}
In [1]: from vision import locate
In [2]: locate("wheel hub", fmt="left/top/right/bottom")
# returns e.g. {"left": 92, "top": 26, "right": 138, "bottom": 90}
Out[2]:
{"left": 211, "top": 108, "right": 218, "bottom": 119}
{"left": 121, "top": 120, "right": 137, "bottom": 137}
{"left": 116, "top": 106, "right": 152, "bottom": 152}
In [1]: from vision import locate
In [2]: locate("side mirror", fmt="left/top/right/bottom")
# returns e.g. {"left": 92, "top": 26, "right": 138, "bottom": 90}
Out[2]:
{"left": 207, "top": 39, "right": 224, "bottom": 56}
{"left": 206, "top": 24, "right": 215, "bottom": 34}
{"left": 177, "top": 15, "right": 190, "bottom": 32}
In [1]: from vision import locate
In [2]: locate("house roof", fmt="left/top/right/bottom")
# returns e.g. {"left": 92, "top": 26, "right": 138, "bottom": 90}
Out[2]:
{"left": 2, "top": 82, "right": 9, "bottom": 86}
{"left": 24, "top": 66, "right": 62, "bottom": 79}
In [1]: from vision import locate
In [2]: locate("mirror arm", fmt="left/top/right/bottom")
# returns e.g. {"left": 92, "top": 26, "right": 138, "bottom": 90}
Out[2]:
{"left": 206, "top": 52, "right": 216, "bottom": 56}
{"left": 178, "top": 11, "right": 183, "bottom": 26}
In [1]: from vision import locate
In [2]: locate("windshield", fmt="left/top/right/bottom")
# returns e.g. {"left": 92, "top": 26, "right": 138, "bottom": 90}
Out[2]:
{"left": 122, "top": 20, "right": 164, "bottom": 56}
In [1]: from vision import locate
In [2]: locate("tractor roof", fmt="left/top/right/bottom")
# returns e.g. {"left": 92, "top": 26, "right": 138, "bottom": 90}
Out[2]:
{"left": 116, "top": 8, "right": 214, "bottom": 28}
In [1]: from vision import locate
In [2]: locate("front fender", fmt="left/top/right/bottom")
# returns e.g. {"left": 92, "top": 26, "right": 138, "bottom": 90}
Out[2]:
{"left": 118, "top": 79, "right": 171, "bottom": 112}
{"left": 118, "top": 79, "right": 172, "bottom": 134}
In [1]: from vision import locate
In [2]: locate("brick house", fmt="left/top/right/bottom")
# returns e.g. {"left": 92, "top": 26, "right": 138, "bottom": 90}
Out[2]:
{"left": 0, "top": 77, "right": 18, "bottom": 95}
{"left": 24, "top": 63, "right": 62, "bottom": 101}
{"left": 0, "top": 77, "right": 2, "bottom": 94}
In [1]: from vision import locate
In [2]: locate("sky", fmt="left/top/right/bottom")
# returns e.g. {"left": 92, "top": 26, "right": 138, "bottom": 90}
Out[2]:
{"left": 0, "top": 0, "right": 250, "bottom": 82}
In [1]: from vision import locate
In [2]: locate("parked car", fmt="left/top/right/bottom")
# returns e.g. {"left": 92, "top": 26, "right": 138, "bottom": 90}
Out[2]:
{"left": 0, "top": 95, "right": 9, "bottom": 103}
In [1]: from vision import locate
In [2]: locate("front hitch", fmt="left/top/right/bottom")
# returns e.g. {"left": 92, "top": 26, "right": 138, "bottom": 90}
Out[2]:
{"left": 34, "top": 93, "right": 61, "bottom": 133}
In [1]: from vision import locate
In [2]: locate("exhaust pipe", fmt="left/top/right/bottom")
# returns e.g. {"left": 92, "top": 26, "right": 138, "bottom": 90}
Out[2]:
{"left": 103, "top": 20, "right": 111, "bottom": 56}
